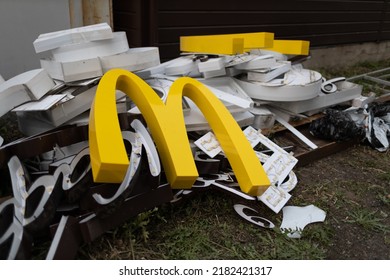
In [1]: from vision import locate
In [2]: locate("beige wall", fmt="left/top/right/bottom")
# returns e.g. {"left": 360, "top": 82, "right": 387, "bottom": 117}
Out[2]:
{"left": 303, "top": 41, "right": 390, "bottom": 70}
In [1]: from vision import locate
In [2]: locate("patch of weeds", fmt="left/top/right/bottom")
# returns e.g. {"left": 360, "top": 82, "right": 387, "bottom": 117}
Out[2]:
{"left": 385, "top": 234, "right": 390, "bottom": 245}
{"left": 378, "top": 193, "right": 390, "bottom": 206}
{"left": 156, "top": 219, "right": 217, "bottom": 259}
{"left": 379, "top": 172, "right": 390, "bottom": 182}
{"left": 78, "top": 208, "right": 160, "bottom": 259}
{"left": 257, "top": 229, "right": 328, "bottom": 260}
{"left": 345, "top": 209, "right": 390, "bottom": 233}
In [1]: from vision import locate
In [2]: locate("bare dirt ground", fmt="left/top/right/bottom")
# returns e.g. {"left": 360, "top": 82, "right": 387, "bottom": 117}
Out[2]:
{"left": 296, "top": 144, "right": 390, "bottom": 259}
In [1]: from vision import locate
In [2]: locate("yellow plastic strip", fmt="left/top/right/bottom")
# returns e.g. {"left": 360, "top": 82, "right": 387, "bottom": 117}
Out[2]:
{"left": 262, "top": 40, "right": 310, "bottom": 55}
{"left": 180, "top": 32, "right": 274, "bottom": 55}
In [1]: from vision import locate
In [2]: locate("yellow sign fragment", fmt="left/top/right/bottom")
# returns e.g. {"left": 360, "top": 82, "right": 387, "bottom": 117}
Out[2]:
{"left": 89, "top": 69, "right": 270, "bottom": 195}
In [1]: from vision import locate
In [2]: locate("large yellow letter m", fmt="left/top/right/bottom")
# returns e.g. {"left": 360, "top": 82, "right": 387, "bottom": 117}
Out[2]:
{"left": 89, "top": 69, "right": 270, "bottom": 196}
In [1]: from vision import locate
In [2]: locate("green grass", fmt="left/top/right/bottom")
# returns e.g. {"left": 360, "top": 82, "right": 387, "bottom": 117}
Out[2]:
{"left": 345, "top": 209, "right": 390, "bottom": 233}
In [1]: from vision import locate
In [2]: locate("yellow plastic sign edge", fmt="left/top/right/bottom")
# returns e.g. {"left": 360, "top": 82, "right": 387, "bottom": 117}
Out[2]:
{"left": 180, "top": 32, "right": 274, "bottom": 55}
{"left": 262, "top": 40, "right": 310, "bottom": 55}
{"left": 89, "top": 69, "right": 270, "bottom": 196}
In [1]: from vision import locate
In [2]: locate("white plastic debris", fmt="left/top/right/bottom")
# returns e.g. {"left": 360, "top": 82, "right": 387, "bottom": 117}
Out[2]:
{"left": 280, "top": 205, "right": 327, "bottom": 238}
{"left": 194, "top": 132, "right": 222, "bottom": 158}
{"left": 50, "top": 31, "right": 129, "bottom": 62}
{"left": 233, "top": 204, "right": 275, "bottom": 229}
{"left": 33, "top": 22, "right": 113, "bottom": 53}
{"left": 0, "top": 69, "right": 55, "bottom": 117}
{"left": 235, "top": 68, "right": 322, "bottom": 102}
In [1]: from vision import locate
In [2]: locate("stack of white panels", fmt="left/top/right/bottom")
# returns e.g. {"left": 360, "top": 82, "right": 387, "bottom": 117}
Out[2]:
{"left": 0, "top": 69, "right": 55, "bottom": 117}
{"left": 35, "top": 23, "right": 160, "bottom": 83}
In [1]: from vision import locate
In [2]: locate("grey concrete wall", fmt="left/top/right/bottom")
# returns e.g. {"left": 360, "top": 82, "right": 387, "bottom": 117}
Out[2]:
{"left": 303, "top": 41, "right": 390, "bottom": 71}
{"left": 0, "top": 0, "right": 72, "bottom": 80}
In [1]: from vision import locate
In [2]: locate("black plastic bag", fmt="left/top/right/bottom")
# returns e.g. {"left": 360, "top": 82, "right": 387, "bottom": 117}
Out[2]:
{"left": 309, "top": 109, "right": 365, "bottom": 141}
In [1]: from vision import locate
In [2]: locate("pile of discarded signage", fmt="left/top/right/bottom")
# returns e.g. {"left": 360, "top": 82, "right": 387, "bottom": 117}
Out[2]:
{"left": 0, "top": 23, "right": 388, "bottom": 260}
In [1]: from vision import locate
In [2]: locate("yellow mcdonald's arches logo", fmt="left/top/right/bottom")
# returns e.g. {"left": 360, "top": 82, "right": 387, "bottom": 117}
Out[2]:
{"left": 89, "top": 69, "right": 270, "bottom": 196}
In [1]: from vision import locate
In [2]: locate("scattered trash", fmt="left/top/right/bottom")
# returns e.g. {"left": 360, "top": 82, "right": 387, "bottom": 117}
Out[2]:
{"left": 280, "top": 205, "right": 327, "bottom": 238}
{"left": 233, "top": 204, "right": 275, "bottom": 229}
{"left": 309, "top": 108, "right": 366, "bottom": 141}
{"left": 0, "top": 25, "right": 380, "bottom": 259}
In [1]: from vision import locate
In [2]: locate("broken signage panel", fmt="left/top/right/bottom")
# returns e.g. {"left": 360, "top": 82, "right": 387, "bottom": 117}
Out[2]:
{"left": 99, "top": 47, "right": 160, "bottom": 72}
{"left": 164, "top": 56, "right": 200, "bottom": 76}
{"left": 235, "top": 68, "right": 322, "bottom": 101}
{"left": 233, "top": 54, "right": 277, "bottom": 70}
{"left": 40, "top": 57, "right": 103, "bottom": 82}
{"left": 243, "top": 126, "right": 298, "bottom": 187}
{"left": 0, "top": 127, "right": 174, "bottom": 259}
{"left": 263, "top": 40, "right": 310, "bottom": 56}
{"left": 0, "top": 69, "right": 55, "bottom": 117}
{"left": 180, "top": 32, "right": 274, "bottom": 55}
{"left": 224, "top": 53, "right": 257, "bottom": 68}
{"left": 197, "top": 56, "right": 225, "bottom": 73}
{"left": 0, "top": 68, "right": 54, "bottom": 100}
{"left": 247, "top": 61, "right": 292, "bottom": 83}
{"left": 271, "top": 80, "right": 363, "bottom": 115}
{"left": 51, "top": 32, "right": 129, "bottom": 62}
{"left": 183, "top": 99, "right": 254, "bottom": 131}
{"left": 194, "top": 132, "right": 222, "bottom": 158}
{"left": 201, "top": 68, "right": 227, "bottom": 79}
{"left": 280, "top": 205, "right": 326, "bottom": 238}
{"left": 351, "top": 92, "right": 376, "bottom": 108}
{"left": 268, "top": 107, "right": 319, "bottom": 150}
{"left": 233, "top": 204, "right": 275, "bottom": 229}
{"left": 250, "top": 106, "right": 276, "bottom": 129}
{"left": 259, "top": 186, "right": 291, "bottom": 213}
{"left": 33, "top": 22, "right": 113, "bottom": 53}
{"left": 12, "top": 94, "right": 68, "bottom": 111}
{"left": 198, "top": 76, "right": 254, "bottom": 111}
{"left": 13, "top": 82, "right": 116, "bottom": 133}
